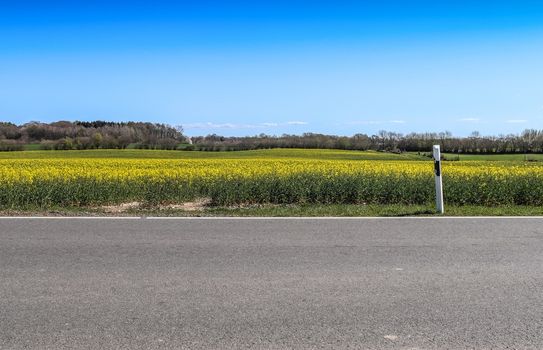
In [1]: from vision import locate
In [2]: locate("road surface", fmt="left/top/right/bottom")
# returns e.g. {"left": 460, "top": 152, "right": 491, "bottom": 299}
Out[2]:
{"left": 1, "top": 217, "right": 543, "bottom": 349}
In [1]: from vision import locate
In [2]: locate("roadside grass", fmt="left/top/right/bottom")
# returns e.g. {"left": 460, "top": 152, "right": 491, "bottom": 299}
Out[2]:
{"left": 140, "top": 204, "right": 543, "bottom": 216}
{"left": 1, "top": 204, "right": 542, "bottom": 217}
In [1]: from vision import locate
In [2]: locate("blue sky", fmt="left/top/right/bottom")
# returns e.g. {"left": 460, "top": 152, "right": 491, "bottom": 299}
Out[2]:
{"left": 1, "top": 1, "right": 543, "bottom": 136}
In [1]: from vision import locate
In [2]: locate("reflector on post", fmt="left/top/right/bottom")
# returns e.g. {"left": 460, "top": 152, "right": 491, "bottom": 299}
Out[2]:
{"left": 433, "top": 145, "right": 444, "bottom": 214}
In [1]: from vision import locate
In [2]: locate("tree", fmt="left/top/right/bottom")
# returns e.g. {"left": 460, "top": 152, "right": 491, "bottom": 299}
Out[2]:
{"left": 92, "top": 133, "right": 103, "bottom": 148}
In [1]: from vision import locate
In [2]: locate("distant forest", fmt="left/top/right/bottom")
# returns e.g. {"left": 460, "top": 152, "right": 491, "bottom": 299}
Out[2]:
{"left": 192, "top": 130, "right": 543, "bottom": 154}
{"left": 2, "top": 121, "right": 543, "bottom": 154}
{"left": 0, "top": 121, "right": 185, "bottom": 151}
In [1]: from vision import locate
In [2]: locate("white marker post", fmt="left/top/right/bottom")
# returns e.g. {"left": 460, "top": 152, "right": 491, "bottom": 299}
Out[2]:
{"left": 433, "top": 145, "right": 444, "bottom": 214}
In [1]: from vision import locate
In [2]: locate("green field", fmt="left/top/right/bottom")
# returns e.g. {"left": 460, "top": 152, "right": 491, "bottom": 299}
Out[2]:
{"left": 440, "top": 153, "right": 543, "bottom": 161}
{"left": 5, "top": 148, "right": 543, "bottom": 162}
{"left": 0, "top": 148, "right": 427, "bottom": 160}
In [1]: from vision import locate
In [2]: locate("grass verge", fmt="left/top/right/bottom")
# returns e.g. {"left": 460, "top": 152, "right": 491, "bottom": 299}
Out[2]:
{"left": 1, "top": 204, "right": 543, "bottom": 217}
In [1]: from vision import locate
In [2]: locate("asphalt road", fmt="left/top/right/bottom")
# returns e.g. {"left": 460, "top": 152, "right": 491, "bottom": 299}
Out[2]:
{"left": 1, "top": 217, "right": 543, "bottom": 349}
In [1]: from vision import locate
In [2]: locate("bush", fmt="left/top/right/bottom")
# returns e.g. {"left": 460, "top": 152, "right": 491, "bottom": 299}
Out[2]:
{"left": 0, "top": 139, "right": 24, "bottom": 151}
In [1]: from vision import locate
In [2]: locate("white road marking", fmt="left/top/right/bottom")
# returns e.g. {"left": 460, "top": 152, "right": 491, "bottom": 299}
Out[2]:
{"left": 384, "top": 335, "right": 398, "bottom": 341}
{"left": 0, "top": 216, "right": 541, "bottom": 220}
{"left": 0, "top": 216, "right": 141, "bottom": 219}
{"left": 144, "top": 216, "right": 543, "bottom": 220}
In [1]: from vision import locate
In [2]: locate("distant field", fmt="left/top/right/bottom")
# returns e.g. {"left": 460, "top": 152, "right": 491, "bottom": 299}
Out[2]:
{"left": 0, "top": 148, "right": 427, "bottom": 160}
{"left": 5, "top": 148, "right": 541, "bottom": 162}
{"left": 22, "top": 143, "right": 42, "bottom": 151}
{"left": 440, "top": 153, "right": 543, "bottom": 161}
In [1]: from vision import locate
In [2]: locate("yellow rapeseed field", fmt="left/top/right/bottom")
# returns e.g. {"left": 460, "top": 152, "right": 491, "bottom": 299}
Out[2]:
{"left": 1, "top": 153, "right": 543, "bottom": 207}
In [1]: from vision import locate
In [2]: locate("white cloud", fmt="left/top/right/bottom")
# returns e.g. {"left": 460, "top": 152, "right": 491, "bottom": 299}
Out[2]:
{"left": 346, "top": 121, "right": 379, "bottom": 125}
{"left": 346, "top": 120, "right": 406, "bottom": 125}
{"left": 505, "top": 119, "right": 528, "bottom": 123}
{"left": 183, "top": 122, "right": 249, "bottom": 129}
{"left": 184, "top": 121, "right": 308, "bottom": 130}
{"left": 458, "top": 118, "right": 480, "bottom": 122}
{"left": 346, "top": 121, "right": 378, "bottom": 125}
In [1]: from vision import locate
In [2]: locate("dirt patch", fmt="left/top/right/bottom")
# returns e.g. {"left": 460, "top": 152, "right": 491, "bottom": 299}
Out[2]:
{"left": 158, "top": 198, "right": 212, "bottom": 211}
{"left": 102, "top": 201, "right": 142, "bottom": 213}
{"left": 100, "top": 198, "right": 212, "bottom": 213}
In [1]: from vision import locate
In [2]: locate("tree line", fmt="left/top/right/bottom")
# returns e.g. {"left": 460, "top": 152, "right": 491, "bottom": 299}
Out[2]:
{"left": 2, "top": 120, "right": 543, "bottom": 154}
{"left": 0, "top": 121, "right": 185, "bottom": 151}
{"left": 191, "top": 130, "right": 543, "bottom": 154}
